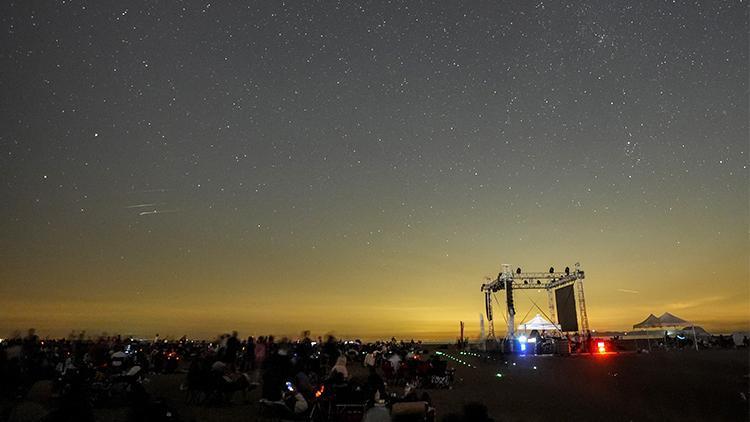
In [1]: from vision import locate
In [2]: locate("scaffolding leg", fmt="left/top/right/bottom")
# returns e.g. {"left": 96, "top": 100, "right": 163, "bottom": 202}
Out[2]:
{"left": 576, "top": 280, "right": 590, "bottom": 335}
{"left": 547, "top": 289, "right": 557, "bottom": 324}
{"left": 507, "top": 310, "right": 515, "bottom": 353}
{"left": 485, "top": 292, "right": 495, "bottom": 340}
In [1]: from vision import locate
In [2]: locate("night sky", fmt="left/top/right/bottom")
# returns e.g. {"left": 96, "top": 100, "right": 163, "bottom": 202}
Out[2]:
{"left": 1, "top": 1, "right": 747, "bottom": 340}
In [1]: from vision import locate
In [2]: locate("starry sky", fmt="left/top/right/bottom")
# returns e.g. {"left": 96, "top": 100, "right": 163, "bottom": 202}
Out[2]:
{"left": 1, "top": 1, "right": 747, "bottom": 340}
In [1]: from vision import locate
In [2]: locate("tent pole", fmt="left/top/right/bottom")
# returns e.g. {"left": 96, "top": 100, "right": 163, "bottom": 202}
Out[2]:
{"left": 692, "top": 325, "right": 698, "bottom": 352}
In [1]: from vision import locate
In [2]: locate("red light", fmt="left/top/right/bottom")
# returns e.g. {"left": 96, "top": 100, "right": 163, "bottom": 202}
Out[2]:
{"left": 597, "top": 341, "right": 606, "bottom": 353}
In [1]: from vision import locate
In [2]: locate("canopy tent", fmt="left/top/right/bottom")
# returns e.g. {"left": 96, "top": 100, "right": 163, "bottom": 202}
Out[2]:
{"left": 657, "top": 312, "right": 688, "bottom": 326}
{"left": 632, "top": 312, "right": 698, "bottom": 351}
{"left": 518, "top": 314, "right": 561, "bottom": 332}
{"left": 679, "top": 326, "right": 711, "bottom": 338}
{"left": 633, "top": 314, "right": 662, "bottom": 329}
{"left": 633, "top": 312, "right": 690, "bottom": 329}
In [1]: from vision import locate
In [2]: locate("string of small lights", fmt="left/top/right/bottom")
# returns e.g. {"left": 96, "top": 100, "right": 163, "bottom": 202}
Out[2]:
{"left": 434, "top": 351, "right": 476, "bottom": 368}
{"left": 451, "top": 352, "right": 544, "bottom": 379}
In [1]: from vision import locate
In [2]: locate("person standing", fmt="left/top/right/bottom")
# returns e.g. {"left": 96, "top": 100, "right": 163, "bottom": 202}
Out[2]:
{"left": 225, "top": 331, "right": 241, "bottom": 367}
{"left": 255, "top": 336, "right": 267, "bottom": 370}
{"left": 244, "top": 336, "right": 256, "bottom": 371}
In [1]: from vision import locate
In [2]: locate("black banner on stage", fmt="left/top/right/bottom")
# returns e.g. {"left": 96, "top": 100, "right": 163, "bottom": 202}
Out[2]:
{"left": 555, "top": 285, "right": 578, "bottom": 332}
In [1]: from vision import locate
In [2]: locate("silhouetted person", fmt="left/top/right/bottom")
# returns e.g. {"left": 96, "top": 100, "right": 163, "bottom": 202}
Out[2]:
{"left": 323, "top": 335, "right": 339, "bottom": 367}
{"left": 244, "top": 336, "right": 256, "bottom": 370}
{"left": 298, "top": 331, "right": 313, "bottom": 370}
{"left": 225, "top": 331, "right": 241, "bottom": 365}
{"left": 365, "top": 366, "right": 386, "bottom": 402}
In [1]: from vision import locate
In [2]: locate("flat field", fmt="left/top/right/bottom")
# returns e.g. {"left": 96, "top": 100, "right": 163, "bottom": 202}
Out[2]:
{"left": 116, "top": 348, "right": 749, "bottom": 422}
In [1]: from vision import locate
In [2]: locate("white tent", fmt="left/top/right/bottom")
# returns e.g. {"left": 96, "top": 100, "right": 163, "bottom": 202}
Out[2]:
{"left": 679, "top": 326, "right": 711, "bottom": 339}
{"left": 518, "top": 314, "right": 560, "bottom": 332}
{"left": 632, "top": 312, "right": 699, "bottom": 351}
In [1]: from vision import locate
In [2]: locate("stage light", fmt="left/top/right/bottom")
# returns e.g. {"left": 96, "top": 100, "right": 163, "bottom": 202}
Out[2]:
{"left": 520, "top": 343, "right": 527, "bottom": 352}
{"left": 597, "top": 341, "right": 606, "bottom": 354}
{"left": 527, "top": 337, "right": 537, "bottom": 343}
{"left": 518, "top": 335, "right": 528, "bottom": 343}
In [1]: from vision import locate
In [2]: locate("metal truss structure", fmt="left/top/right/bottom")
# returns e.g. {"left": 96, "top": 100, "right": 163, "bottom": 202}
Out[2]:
{"left": 480, "top": 262, "right": 588, "bottom": 342}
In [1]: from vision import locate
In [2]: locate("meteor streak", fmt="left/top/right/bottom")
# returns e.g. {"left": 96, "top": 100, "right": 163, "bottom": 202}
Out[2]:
{"left": 617, "top": 289, "right": 640, "bottom": 294}
{"left": 138, "top": 209, "right": 179, "bottom": 216}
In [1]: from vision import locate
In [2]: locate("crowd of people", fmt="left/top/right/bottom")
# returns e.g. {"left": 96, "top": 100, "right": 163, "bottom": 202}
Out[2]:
{"left": 0, "top": 328, "right": 201, "bottom": 421}
{"left": 657, "top": 331, "right": 749, "bottom": 351}
{"left": 4, "top": 326, "right": 746, "bottom": 421}
{"left": 0, "top": 329, "right": 469, "bottom": 421}
{"left": 184, "top": 331, "right": 448, "bottom": 420}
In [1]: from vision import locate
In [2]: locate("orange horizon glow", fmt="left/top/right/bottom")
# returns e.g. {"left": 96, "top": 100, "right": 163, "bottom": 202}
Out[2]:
{"left": 3, "top": 248, "right": 748, "bottom": 341}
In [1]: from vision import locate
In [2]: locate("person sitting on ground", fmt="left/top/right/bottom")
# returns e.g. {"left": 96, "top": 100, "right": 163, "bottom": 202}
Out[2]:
{"left": 329, "top": 355, "right": 348, "bottom": 381}
{"left": 294, "top": 370, "right": 316, "bottom": 403}
{"left": 364, "top": 350, "right": 377, "bottom": 369}
{"left": 388, "top": 352, "right": 402, "bottom": 375}
{"left": 282, "top": 383, "right": 309, "bottom": 416}
{"left": 261, "top": 348, "right": 292, "bottom": 401}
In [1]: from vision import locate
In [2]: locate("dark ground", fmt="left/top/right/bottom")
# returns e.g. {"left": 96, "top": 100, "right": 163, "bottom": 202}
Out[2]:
{"left": 93, "top": 348, "right": 749, "bottom": 422}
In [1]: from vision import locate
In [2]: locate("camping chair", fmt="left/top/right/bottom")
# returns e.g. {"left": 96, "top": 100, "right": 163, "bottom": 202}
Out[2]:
{"left": 404, "top": 359, "right": 420, "bottom": 383}
{"left": 201, "top": 370, "right": 230, "bottom": 405}
{"left": 331, "top": 403, "right": 367, "bottom": 422}
{"left": 381, "top": 361, "right": 395, "bottom": 381}
{"left": 428, "top": 360, "right": 452, "bottom": 389}
{"left": 258, "top": 399, "right": 302, "bottom": 422}
{"left": 415, "top": 361, "right": 431, "bottom": 386}
{"left": 391, "top": 401, "right": 435, "bottom": 422}
{"left": 394, "top": 363, "right": 408, "bottom": 386}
